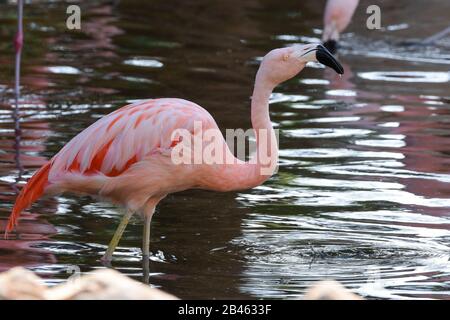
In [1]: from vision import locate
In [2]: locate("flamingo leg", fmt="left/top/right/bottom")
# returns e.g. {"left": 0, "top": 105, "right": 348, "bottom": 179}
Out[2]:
{"left": 102, "top": 209, "right": 134, "bottom": 262}
{"left": 142, "top": 213, "right": 153, "bottom": 258}
{"left": 142, "top": 213, "right": 153, "bottom": 284}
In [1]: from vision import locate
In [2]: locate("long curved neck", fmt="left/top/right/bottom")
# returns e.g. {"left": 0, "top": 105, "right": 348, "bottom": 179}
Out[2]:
{"left": 249, "top": 71, "right": 279, "bottom": 178}
{"left": 206, "top": 70, "right": 279, "bottom": 192}
{"left": 251, "top": 73, "right": 274, "bottom": 133}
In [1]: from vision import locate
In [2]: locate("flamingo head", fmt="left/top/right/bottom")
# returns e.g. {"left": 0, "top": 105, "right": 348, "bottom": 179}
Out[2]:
{"left": 259, "top": 44, "right": 344, "bottom": 86}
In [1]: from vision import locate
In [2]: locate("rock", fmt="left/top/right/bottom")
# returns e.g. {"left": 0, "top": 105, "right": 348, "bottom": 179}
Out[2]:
{"left": 0, "top": 267, "right": 47, "bottom": 300}
{"left": 303, "top": 280, "right": 363, "bottom": 300}
{"left": 46, "top": 269, "right": 178, "bottom": 300}
{"left": 0, "top": 267, "right": 177, "bottom": 300}
{"left": 0, "top": 268, "right": 361, "bottom": 300}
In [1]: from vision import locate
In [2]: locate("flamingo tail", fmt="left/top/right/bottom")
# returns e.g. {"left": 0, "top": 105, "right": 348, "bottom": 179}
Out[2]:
{"left": 5, "top": 162, "right": 51, "bottom": 237}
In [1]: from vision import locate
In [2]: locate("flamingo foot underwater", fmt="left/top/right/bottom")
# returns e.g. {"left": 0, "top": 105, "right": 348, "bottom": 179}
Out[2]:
{"left": 5, "top": 44, "right": 343, "bottom": 267}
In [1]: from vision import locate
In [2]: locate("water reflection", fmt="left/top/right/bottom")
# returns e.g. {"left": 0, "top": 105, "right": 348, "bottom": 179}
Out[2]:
{"left": 0, "top": 0, "right": 449, "bottom": 299}
{"left": 359, "top": 71, "right": 450, "bottom": 83}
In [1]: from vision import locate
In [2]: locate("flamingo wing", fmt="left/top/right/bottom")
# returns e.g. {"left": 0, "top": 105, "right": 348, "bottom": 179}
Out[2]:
{"left": 50, "top": 98, "right": 216, "bottom": 178}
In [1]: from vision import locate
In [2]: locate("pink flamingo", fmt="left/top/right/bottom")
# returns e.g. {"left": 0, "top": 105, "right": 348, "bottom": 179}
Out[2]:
{"left": 322, "top": 0, "right": 359, "bottom": 53}
{"left": 5, "top": 44, "right": 343, "bottom": 264}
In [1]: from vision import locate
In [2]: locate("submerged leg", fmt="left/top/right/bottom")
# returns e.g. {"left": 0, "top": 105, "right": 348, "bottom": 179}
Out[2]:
{"left": 142, "top": 212, "right": 153, "bottom": 283}
{"left": 143, "top": 254, "right": 150, "bottom": 284}
{"left": 102, "top": 209, "right": 134, "bottom": 263}
{"left": 142, "top": 213, "right": 153, "bottom": 258}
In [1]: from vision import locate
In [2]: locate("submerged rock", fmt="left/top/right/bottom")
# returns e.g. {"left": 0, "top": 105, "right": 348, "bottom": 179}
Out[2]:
{"left": 0, "top": 267, "right": 46, "bottom": 300}
{"left": 303, "top": 280, "right": 363, "bottom": 300}
{"left": 0, "top": 267, "right": 177, "bottom": 300}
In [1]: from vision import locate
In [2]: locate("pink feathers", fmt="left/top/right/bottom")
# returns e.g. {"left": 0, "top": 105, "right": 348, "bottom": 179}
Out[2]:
{"left": 323, "top": 0, "right": 359, "bottom": 42}
{"left": 6, "top": 162, "right": 51, "bottom": 236}
{"left": 50, "top": 98, "right": 215, "bottom": 177}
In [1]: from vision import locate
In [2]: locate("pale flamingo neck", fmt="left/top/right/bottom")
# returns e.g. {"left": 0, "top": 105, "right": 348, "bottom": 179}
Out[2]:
{"left": 247, "top": 70, "right": 279, "bottom": 181}
{"left": 251, "top": 72, "right": 274, "bottom": 132}
{"left": 205, "top": 69, "right": 279, "bottom": 192}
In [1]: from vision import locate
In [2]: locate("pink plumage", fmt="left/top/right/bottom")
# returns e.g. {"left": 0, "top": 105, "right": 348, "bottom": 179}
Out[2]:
{"left": 322, "top": 0, "right": 359, "bottom": 43}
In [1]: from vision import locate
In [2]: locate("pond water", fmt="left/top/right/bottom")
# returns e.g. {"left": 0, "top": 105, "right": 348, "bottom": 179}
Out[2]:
{"left": 0, "top": 0, "right": 449, "bottom": 299}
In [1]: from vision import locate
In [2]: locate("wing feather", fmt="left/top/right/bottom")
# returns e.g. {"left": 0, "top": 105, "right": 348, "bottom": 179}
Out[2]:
{"left": 49, "top": 98, "right": 217, "bottom": 180}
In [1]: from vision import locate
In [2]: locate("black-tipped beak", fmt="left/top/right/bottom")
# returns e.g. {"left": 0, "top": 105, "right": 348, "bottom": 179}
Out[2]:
{"left": 316, "top": 44, "right": 344, "bottom": 75}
